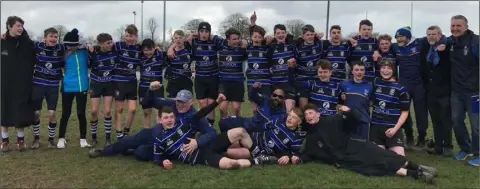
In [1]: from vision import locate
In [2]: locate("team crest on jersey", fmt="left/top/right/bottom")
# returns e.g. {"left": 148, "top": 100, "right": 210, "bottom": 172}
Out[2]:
{"left": 226, "top": 56, "right": 232, "bottom": 62}
{"left": 331, "top": 89, "right": 336, "bottom": 96}
{"left": 340, "top": 51, "right": 344, "bottom": 57}
{"left": 464, "top": 46, "right": 469, "bottom": 56}
{"left": 135, "top": 52, "right": 139, "bottom": 58}
{"left": 376, "top": 87, "right": 382, "bottom": 93}
{"left": 318, "top": 88, "right": 324, "bottom": 94}
{"left": 253, "top": 63, "right": 259, "bottom": 70}
{"left": 152, "top": 57, "right": 156, "bottom": 62}
{"left": 332, "top": 63, "right": 338, "bottom": 69}
{"left": 274, "top": 49, "right": 278, "bottom": 53}
{"left": 183, "top": 63, "right": 189, "bottom": 69}
{"left": 203, "top": 56, "right": 209, "bottom": 61}
{"left": 411, "top": 48, "right": 416, "bottom": 53}
{"left": 323, "top": 102, "right": 330, "bottom": 109}
{"left": 103, "top": 71, "right": 110, "bottom": 77}
{"left": 307, "top": 61, "right": 314, "bottom": 67}
{"left": 115, "top": 90, "right": 120, "bottom": 96}
{"left": 197, "top": 46, "right": 202, "bottom": 50}
{"left": 356, "top": 46, "right": 362, "bottom": 50}
{"left": 389, "top": 88, "right": 395, "bottom": 95}
{"left": 40, "top": 51, "right": 46, "bottom": 56}
{"left": 167, "top": 139, "right": 173, "bottom": 146}
{"left": 284, "top": 46, "right": 288, "bottom": 52}
{"left": 123, "top": 51, "right": 129, "bottom": 57}
{"left": 52, "top": 51, "right": 58, "bottom": 57}
{"left": 99, "top": 61, "right": 104, "bottom": 67}
{"left": 110, "top": 58, "right": 115, "bottom": 64}
{"left": 186, "top": 54, "right": 191, "bottom": 60}
{"left": 368, "top": 45, "right": 372, "bottom": 51}
{"left": 278, "top": 58, "right": 285, "bottom": 64}
{"left": 268, "top": 140, "right": 275, "bottom": 148}
{"left": 282, "top": 138, "right": 289, "bottom": 144}
{"left": 45, "top": 62, "right": 52, "bottom": 69}
{"left": 176, "top": 128, "right": 183, "bottom": 135}
{"left": 450, "top": 45, "right": 454, "bottom": 51}
{"left": 1, "top": 50, "right": 8, "bottom": 56}
{"left": 364, "top": 89, "right": 369, "bottom": 96}
{"left": 360, "top": 56, "right": 367, "bottom": 63}
{"left": 259, "top": 52, "right": 263, "bottom": 57}
{"left": 248, "top": 53, "right": 253, "bottom": 57}
{"left": 127, "top": 63, "right": 134, "bottom": 69}
{"left": 312, "top": 48, "right": 317, "bottom": 55}
{"left": 274, "top": 128, "right": 279, "bottom": 134}
{"left": 301, "top": 52, "right": 306, "bottom": 57}
{"left": 379, "top": 101, "right": 386, "bottom": 109}
{"left": 327, "top": 52, "right": 333, "bottom": 57}
{"left": 208, "top": 46, "right": 212, "bottom": 50}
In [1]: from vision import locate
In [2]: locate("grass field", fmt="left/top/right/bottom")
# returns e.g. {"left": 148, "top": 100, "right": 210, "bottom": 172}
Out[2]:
{"left": 0, "top": 93, "right": 479, "bottom": 188}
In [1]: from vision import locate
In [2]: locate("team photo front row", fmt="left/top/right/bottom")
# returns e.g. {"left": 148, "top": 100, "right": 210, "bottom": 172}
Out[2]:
{"left": 1, "top": 12, "right": 479, "bottom": 185}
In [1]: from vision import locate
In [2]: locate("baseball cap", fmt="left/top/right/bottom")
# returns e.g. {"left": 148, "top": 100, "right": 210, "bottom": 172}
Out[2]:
{"left": 174, "top": 90, "right": 193, "bottom": 102}
{"left": 198, "top": 22, "right": 211, "bottom": 32}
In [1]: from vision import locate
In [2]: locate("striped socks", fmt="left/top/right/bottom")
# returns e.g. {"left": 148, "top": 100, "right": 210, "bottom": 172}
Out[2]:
{"left": 48, "top": 122, "right": 56, "bottom": 141}
{"left": 32, "top": 120, "right": 40, "bottom": 140}
{"left": 105, "top": 117, "right": 112, "bottom": 141}
{"left": 90, "top": 120, "right": 98, "bottom": 140}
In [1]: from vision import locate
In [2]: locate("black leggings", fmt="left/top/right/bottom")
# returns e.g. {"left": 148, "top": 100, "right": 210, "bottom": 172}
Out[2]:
{"left": 59, "top": 92, "right": 87, "bottom": 139}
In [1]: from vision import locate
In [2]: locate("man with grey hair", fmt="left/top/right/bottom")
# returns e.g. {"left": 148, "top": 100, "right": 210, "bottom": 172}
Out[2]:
{"left": 419, "top": 25, "right": 452, "bottom": 157}
{"left": 447, "top": 15, "right": 479, "bottom": 166}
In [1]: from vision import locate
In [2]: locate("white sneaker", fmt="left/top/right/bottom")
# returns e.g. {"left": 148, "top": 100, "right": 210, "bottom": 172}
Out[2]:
{"left": 80, "top": 139, "right": 91, "bottom": 148}
{"left": 57, "top": 138, "right": 66, "bottom": 149}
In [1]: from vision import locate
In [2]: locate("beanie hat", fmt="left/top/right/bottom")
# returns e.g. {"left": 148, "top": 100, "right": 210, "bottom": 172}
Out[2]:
{"left": 395, "top": 26, "right": 411, "bottom": 39}
{"left": 64, "top": 28, "right": 79, "bottom": 47}
{"left": 198, "top": 22, "right": 211, "bottom": 32}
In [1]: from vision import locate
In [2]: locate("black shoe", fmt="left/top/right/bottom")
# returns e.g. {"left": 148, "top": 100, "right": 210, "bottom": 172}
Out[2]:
{"left": 91, "top": 139, "right": 98, "bottom": 147}
{"left": 427, "top": 148, "right": 443, "bottom": 155}
{"left": 254, "top": 154, "right": 278, "bottom": 165}
{"left": 442, "top": 148, "right": 453, "bottom": 157}
{"left": 47, "top": 139, "right": 56, "bottom": 149}
{"left": 419, "top": 165, "right": 438, "bottom": 177}
{"left": 105, "top": 139, "right": 111, "bottom": 147}
{"left": 404, "top": 140, "right": 414, "bottom": 151}
{"left": 418, "top": 171, "right": 435, "bottom": 184}
{"left": 412, "top": 140, "right": 427, "bottom": 152}
{"left": 30, "top": 139, "right": 40, "bottom": 149}
{"left": 88, "top": 148, "right": 104, "bottom": 158}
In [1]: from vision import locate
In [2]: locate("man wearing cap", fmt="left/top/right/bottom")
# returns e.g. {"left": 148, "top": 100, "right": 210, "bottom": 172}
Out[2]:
{"left": 374, "top": 26, "right": 446, "bottom": 151}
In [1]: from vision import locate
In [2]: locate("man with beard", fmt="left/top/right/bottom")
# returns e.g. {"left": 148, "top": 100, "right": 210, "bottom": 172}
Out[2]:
{"left": 1, "top": 16, "right": 36, "bottom": 152}
{"left": 419, "top": 26, "right": 453, "bottom": 157}
{"left": 219, "top": 82, "right": 286, "bottom": 133}
{"left": 299, "top": 103, "right": 438, "bottom": 184}
{"left": 447, "top": 15, "right": 479, "bottom": 166}
{"left": 339, "top": 60, "right": 374, "bottom": 140}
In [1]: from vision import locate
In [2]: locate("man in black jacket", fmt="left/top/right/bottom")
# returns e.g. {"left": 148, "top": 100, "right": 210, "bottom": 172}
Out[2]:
{"left": 419, "top": 25, "right": 453, "bottom": 157}
{"left": 0, "top": 16, "right": 36, "bottom": 152}
{"left": 299, "top": 103, "right": 438, "bottom": 184}
{"left": 448, "top": 15, "right": 479, "bottom": 166}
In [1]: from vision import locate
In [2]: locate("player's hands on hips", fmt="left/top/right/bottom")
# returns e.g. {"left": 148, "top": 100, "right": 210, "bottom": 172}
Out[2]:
{"left": 338, "top": 105, "right": 350, "bottom": 112}
{"left": 385, "top": 127, "right": 398, "bottom": 138}
{"left": 163, "top": 160, "right": 173, "bottom": 169}
{"left": 252, "top": 82, "right": 262, "bottom": 88}
{"left": 216, "top": 93, "right": 226, "bottom": 104}
{"left": 291, "top": 155, "right": 301, "bottom": 164}
{"left": 183, "top": 138, "right": 198, "bottom": 154}
{"left": 149, "top": 81, "right": 162, "bottom": 91}
{"left": 278, "top": 156, "right": 290, "bottom": 165}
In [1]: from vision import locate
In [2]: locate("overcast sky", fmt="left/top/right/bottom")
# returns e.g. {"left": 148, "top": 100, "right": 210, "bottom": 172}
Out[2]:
{"left": 1, "top": 1, "right": 479, "bottom": 41}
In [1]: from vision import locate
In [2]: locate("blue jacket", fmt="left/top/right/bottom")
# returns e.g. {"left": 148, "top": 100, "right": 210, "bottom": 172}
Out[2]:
{"left": 63, "top": 48, "right": 89, "bottom": 92}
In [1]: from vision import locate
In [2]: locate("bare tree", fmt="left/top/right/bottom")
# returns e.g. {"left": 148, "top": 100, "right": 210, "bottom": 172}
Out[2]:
{"left": 115, "top": 24, "right": 127, "bottom": 41}
{"left": 167, "top": 27, "right": 174, "bottom": 41}
{"left": 182, "top": 18, "right": 204, "bottom": 33}
{"left": 26, "top": 30, "right": 36, "bottom": 40}
{"left": 52, "top": 25, "right": 68, "bottom": 42}
{"left": 284, "top": 19, "right": 305, "bottom": 39}
{"left": 147, "top": 17, "right": 159, "bottom": 41}
{"left": 218, "top": 13, "right": 250, "bottom": 39}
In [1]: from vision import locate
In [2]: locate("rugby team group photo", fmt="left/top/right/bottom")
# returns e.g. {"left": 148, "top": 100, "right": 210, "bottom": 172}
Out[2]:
{"left": 1, "top": 1, "right": 479, "bottom": 188}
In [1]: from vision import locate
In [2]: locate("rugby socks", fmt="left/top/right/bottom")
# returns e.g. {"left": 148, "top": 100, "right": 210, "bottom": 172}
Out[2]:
{"left": 32, "top": 120, "right": 40, "bottom": 140}
{"left": 1, "top": 132, "right": 8, "bottom": 142}
{"left": 248, "top": 158, "right": 259, "bottom": 165}
{"left": 48, "top": 122, "right": 56, "bottom": 141}
{"left": 17, "top": 130, "right": 24, "bottom": 142}
{"left": 405, "top": 161, "right": 419, "bottom": 170}
{"left": 90, "top": 120, "right": 98, "bottom": 140}
{"left": 207, "top": 118, "right": 215, "bottom": 125}
{"left": 116, "top": 130, "right": 124, "bottom": 140}
{"left": 406, "top": 170, "right": 420, "bottom": 179}
{"left": 104, "top": 117, "right": 112, "bottom": 141}
{"left": 123, "top": 127, "right": 130, "bottom": 136}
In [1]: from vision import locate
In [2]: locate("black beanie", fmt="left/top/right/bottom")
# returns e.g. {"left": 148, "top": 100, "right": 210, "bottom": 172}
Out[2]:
{"left": 64, "top": 28, "right": 79, "bottom": 46}
{"left": 198, "top": 22, "right": 211, "bottom": 32}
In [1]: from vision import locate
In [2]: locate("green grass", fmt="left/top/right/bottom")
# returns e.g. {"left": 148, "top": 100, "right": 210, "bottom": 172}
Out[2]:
{"left": 0, "top": 95, "right": 479, "bottom": 188}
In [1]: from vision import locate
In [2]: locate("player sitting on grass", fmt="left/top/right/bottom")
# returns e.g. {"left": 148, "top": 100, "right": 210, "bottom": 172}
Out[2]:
{"left": 87, "top": 94, "right": 222, "bottom": 162}
{"left": 219, "top": 107, "right": 304, "bottom": 165}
